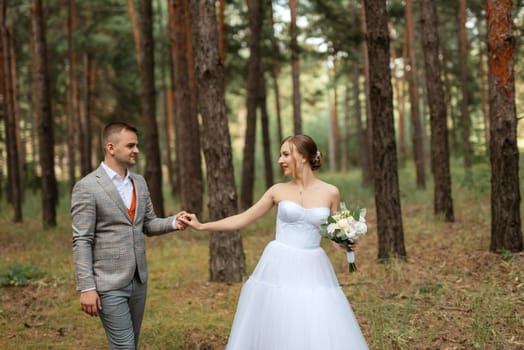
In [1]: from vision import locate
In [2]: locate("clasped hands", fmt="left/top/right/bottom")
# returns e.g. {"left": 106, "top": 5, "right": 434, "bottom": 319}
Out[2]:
{"left": 174, "top": 211, "right": 201, "bottom": 231}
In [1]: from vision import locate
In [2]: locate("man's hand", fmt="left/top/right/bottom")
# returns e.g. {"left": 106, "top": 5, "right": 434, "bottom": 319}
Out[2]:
{"left": 175, "top": 211, "right": 189, "bottom": 230}
{"left": 80, "top": 290, "right": 102, "bottom": 317}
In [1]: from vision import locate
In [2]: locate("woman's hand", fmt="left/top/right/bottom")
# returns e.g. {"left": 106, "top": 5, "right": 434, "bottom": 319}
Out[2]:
{"left": 179, "top": 213, "right": 203, "bottom": 231}
{"left": 330, "top": 240, "right": 356, "bottom": 252}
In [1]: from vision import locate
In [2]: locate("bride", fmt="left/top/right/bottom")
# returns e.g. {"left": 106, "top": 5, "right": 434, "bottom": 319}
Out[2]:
{"left": 180, "top": 134, "right": 368, "bottom": 350}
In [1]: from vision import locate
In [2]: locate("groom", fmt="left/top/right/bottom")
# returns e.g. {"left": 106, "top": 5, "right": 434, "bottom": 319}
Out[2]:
{"left": 72, "top": 121, "right": 187, "bottom": 349}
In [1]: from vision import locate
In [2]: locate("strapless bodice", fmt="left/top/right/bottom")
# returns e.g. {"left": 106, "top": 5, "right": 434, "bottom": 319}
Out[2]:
{"left": 275, "top": 200, "right": 331, "bottom": 249}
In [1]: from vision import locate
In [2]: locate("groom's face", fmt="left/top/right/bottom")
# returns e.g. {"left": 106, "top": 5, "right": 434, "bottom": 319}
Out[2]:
{"left": 108, "top": 129, "right": 140, "bottom": 168}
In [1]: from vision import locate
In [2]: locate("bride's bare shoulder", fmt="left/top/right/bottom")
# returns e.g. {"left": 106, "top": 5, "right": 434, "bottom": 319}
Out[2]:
{"left": 271, "top": 181, "right": 294, "bottom": 190}
{"left": 317, "top": 180, "right": 339, "bottom": 194}
{"left": 267, "top": 182, "right": 295, "bottom": 200}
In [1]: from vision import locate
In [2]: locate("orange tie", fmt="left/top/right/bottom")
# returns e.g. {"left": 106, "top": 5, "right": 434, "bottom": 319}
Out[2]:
{"left": 128, "top": 181, "right": 137, "bottom": 222}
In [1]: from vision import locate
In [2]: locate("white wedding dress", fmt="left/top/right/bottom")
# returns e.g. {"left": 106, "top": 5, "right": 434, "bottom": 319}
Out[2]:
{"left": 225, "top": 200, "right": 368, "bottom": 350}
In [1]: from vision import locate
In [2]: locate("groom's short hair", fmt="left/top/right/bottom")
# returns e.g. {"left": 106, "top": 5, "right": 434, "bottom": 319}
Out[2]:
{"left": 102, "top": 122, "right": 138, "bottom": 152}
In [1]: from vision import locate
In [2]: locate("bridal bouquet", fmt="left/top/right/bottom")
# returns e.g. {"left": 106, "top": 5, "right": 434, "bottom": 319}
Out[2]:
{"left": 320, "top": 202, "right": 367, "bottom": 273}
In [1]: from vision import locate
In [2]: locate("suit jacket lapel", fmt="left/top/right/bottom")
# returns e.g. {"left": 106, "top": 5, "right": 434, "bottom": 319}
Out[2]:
{"left": 130, "top": 171, "right": 142, "bottom": 220}
{"left": 95, "top": 166, "right": 132, "bottom": 221}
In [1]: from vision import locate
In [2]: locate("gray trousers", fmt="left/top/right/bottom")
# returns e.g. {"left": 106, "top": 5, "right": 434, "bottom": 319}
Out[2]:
{"left": 99, "top": 274, "right": 147, "bottom": 349}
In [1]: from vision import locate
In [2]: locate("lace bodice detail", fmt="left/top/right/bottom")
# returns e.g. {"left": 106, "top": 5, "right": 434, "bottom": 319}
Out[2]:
{"left": 275, "top": 200, "right": 331, "bottom": 249}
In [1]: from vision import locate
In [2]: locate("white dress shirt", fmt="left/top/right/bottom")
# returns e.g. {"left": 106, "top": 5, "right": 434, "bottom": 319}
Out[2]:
{"left": 101, "top": 162, "right": 134, "bottom": 209}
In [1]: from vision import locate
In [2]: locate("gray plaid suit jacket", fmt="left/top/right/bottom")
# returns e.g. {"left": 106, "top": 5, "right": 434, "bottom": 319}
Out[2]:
{"left": 72, "top": 165, "right": 176, "bottom": 292}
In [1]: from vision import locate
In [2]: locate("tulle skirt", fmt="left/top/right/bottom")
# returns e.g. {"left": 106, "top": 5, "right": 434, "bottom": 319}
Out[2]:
{"left": 225, "top": 240, "right": 368, "bottom": 350}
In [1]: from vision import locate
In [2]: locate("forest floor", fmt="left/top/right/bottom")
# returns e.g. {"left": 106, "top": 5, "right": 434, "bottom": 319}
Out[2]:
{"left": 0, "top": 164, "right": 523, "bottom": 349}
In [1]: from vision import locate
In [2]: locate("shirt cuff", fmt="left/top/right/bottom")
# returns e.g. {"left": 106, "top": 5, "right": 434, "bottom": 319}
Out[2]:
{"left": 81, "top": 287, "right": 96, "bottom": 293}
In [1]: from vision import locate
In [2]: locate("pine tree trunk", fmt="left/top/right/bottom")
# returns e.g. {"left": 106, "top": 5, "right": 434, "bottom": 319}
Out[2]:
{"left": 217, "top": 0, "right": 226, "bottom": 64}
{"left": 66, "top": 0, "right": 78, "bottom": 189}
{"left": 29, "top": 24, "right": 40, "bottom": 183}
{"left": 127, "top": 0, "right": 141, "bottom": 72}
{"left": 360, "top": 3, "right": 373, "bottom": 187}
{"left": 190, "top": 0, "right": 245, "bottom": 283}
{"left": 80, "top": 52, "right": 94, "bottom": 176}
{"left": 486, "top": 0, "right": 522, "bottom": 252}
{"left": 184, "top": 0, "right": 198, "bottom": 126}
{"left": 269, "top": 2, "right": 283, "bottom": 146}
{"left": 259, "top": 61, "right": 274, "bottom": 188}
{"left": 328, "top": 61, "right": 338, "bottom": 172}
{"left": 241, "top": 0, "right": 263, "bottom": 209}
{"left": 31, "top": 0, "right": 57, "bottom": 227}
{"left": 271, "top": 68, "right": 283, "bottom": 144}
{"left": 169, "top": 0, "right": 203, "bottom": 216}
{"left": 440, "top": 45, "right": 459, "bottom": 157}
{"left": 289, "top": 0, "right": 301, "bottom": 134}
{"left": 420, "top": 0, "right": 454, "bottom": 222}
{"left": 8, "top": 24, "right": 24, "bottom": 199}
{"left": 155, "top": 0, "right": 175, "bottom": 194}
{"left": 340, "top": 83, "right": 349, "bottom": 173}
{"left": 0, "top": 5, "right": 22, "bottom": 222}
{"left": 163, "top": 86, "right": 176, "bottom": 193}
{"left": 352, "top": 57, "right": 367, "bottom": 180}
{"left": 478, "top": 30, "right": 490, "bottom": 154}
{"left": 458, "top": 0, "right": 472, "bottom": 176}
{"left": 398, "top": 31, "right": 408, "bottom": 160}
{"left": 405, "top": 0, "right": 426, "bottom": 189}
{"left": 364, "top": 0, "right": 406, "bottom": 261}
{"left": 137, "top": 0, "right": 165, "bottom": 217}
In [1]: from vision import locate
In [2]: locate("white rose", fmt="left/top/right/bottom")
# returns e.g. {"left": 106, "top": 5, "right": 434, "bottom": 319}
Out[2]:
{"left": 338, "top": 218, "right": 351, "bottom": 230}
{"left": 355, "top": 222, "right": 367, "bottom": 235}
{"left": 327, "top": 223, "right": 338, "bottom": 234}
{"left": 344, "top": 226, "right": 357, "bottom": 240}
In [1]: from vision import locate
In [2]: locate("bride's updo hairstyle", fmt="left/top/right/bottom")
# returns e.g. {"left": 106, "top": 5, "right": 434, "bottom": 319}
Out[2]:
{"left": 281, "top": 134, "right": 323, "bottom": 171}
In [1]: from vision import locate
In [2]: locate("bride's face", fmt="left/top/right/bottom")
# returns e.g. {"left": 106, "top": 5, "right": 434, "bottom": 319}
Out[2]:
{"left": 278, "top": 141, "right": 304, "bottom": 177}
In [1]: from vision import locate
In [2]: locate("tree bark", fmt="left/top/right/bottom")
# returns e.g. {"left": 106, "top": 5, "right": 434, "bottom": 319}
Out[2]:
{"left": 80, "top": 52, "right": 94, "bottom": 176}
{"left": 217, "top": 0, "right": 226, "bottom": 64}
{"left": 341, "top": 82, "right": 349, "bottom": 173}
{"left": 66, "top": 0, "right": 79, "bottom": 189}
{"left": 190, "top": 0, "right": 245, "bottom": 283}
{"left": 241, "top": 0, "right": 263, "bottom": 209}
{"left": 405, "top": 0, "right": 426, "bottom": 189}
{"left": 7, "top": 23, "right": 24, "bottom": 200}
{"left": 169, "top": 0, "right": 203, "bottom": 215}
{"left": 486, "top": 0, "right": 522, "bottom": 252}
{"left": 127, "top": 0, "right": 141, "bottom": 73}
{"left": 328, "top": 60, "right": 338, "bottom": 172}
{"left": 458, "top": 0, "right": 472, "bottom": 176}
{"left": 289, "top": 0, "right": 301, "bottom": 134}
{"left": 31, "top": 0, "right": 57, "bottom": 227}
{"left": 420, "top": 0, "right": 454, "bottom": 222}
{"left": 440, "top": 44, "right": 459, "bottom": 157}
{"left": 478, "top": 23, "right": 490, "bottom": 154}
{"left": 137, "top": 0, "right": 165, "bottom": 216}
{"left": 0, "top": 2, "right": 22, "bottom": 222}
{"left": 259, "top": 60, "right": 274, "bottom": 189}
{"left": 184, "top": 0, "right": 198, "bottom": 128}
{"left": 396, "top": 29, "right": 408, "bottom": 160}
{"left": 269, "top": 1, "right": 283, "bottom": 146}
{"left": 360, "top": 2, "right": 373, "bottom": 187}
{"left": 352, "top": 56, "right": 367, "bottom": 179}
{"left": 163, "top": 85, "right": 176, "bottom": 193}
{"left": 364, "top": 0, "right": 406, "bottom": 261}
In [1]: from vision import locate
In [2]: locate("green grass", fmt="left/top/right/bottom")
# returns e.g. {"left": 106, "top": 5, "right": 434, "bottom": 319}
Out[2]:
{"left": 0, "top": 161, "right": 523, "bottom": 349}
